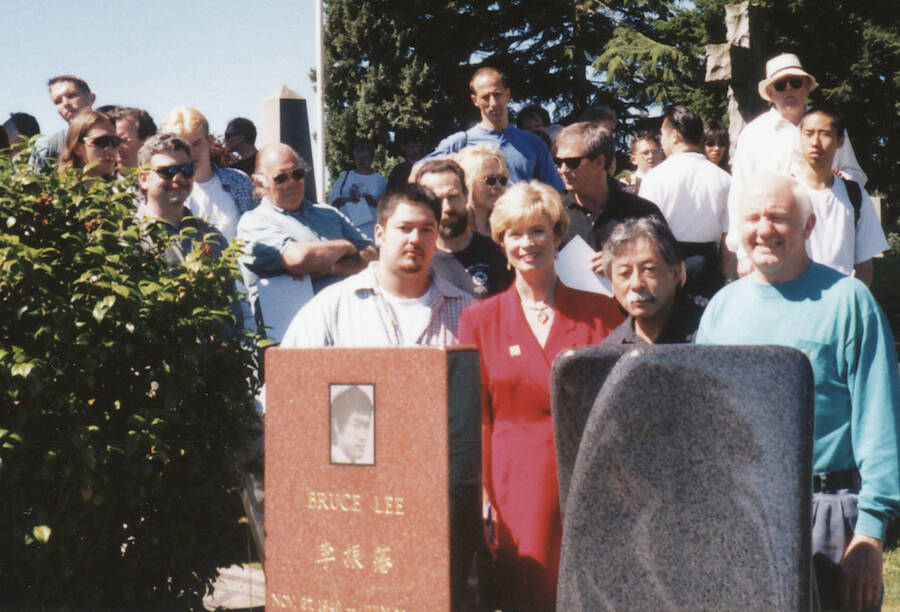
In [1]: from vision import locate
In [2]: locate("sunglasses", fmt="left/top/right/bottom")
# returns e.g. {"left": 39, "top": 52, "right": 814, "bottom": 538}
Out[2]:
{"left": 272, "top": 168, "right": 306, "bottom": 184}
{"left": 554, "top": 155, "right": 593, "bottom": 170}
{"left": 84, "top": 135, "right": 122, "bottom": 150}
{"left": 482, "top": 175, "right": 508, "bottom": 187}
{"left": 772, "top": 77, "right": 806, "bottom": 92}
{"left": 152, "top": 163, "right": 196, "bottom": 180}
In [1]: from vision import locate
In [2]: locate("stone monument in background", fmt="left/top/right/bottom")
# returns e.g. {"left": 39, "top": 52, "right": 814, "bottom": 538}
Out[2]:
{"left": 554, "top": 345, "right": 815, "bottom": 610}
{"left": 705, "top": 1, "right": 768, "bottom": 156}
{"left": 261, "top": 85, "right": 319, "bottom": 202}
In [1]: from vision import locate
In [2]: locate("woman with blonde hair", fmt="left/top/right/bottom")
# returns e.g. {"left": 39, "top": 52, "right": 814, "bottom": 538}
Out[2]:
{"left": 58, "top": 110, "right": 118, "bottom": 181}
{"left": 458, "top": 181, "right": 622, "bottom": 611}
{"left": 454, "top": 145, "right": 508, "bottom": 237}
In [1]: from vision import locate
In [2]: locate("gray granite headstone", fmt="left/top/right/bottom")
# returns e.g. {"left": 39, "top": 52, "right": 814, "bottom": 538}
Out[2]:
{"left": 552, "top": 347, "right": 623, "bottom": 513}
{"left": 555, "top": 345, "right": 814, "bottom": 611}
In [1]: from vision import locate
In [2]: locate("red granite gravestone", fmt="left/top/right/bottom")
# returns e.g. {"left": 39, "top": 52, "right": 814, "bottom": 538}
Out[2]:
{"left": 265, "top": 347, "right": 480, "bottom": 611}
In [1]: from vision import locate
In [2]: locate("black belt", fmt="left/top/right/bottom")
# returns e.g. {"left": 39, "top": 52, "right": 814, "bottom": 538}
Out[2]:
{"left": 813, "top": 468, "right": 860, "bottom": 493}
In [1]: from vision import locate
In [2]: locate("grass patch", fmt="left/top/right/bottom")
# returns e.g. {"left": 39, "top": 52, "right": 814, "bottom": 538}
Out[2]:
{"left": 884, "top": 547, "right": 900, "bottom": 610}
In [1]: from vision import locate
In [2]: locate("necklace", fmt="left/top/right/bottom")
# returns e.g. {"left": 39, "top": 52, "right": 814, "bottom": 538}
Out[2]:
{"left": 520, "top": 293, "right": 556, "bottom": 325}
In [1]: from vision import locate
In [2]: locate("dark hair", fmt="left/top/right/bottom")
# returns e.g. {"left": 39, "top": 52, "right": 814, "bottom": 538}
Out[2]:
{"left": 0, "top": 126, "right": 9, "bottom": 152}
{"left": 353, "top": 140, "right": 375, "bottom": 156}
{"left": 47, "top": 75, "right": 91, "bottom": 95}
{"left": 703, "top": 120, "right": 730, "bottom": 169}
{"left": 109, "top": 107, "right": 158, "bottom": 140}
{"left": 413, "top": 158, "right": 468, "bottom": 197}
{"left": 469, "top": 66, "right": 509, "bottom": 94}
{"left": 578, "top": 105, "right": 617, "bottom": 126}
{"left": 800, "top": 107, "right": 846, "bottom": 139}
{"left": 8, "top": 113, "right": 41, "bottom": 138}
{"left": 602, "top": 216, "right": 682, "bottom": 278}
{"left": 226, "top": 117, "right": 257, "bottom": 146}
{"left": 663, "top": 105, "right": 703, "bottom": 146}
{"left": 516, "top": 104, "right": 551, "bottom": 129}
{"left": 376, "top": 183, "right": 441, "bottom": 227}
{"left": 95, "top": 105, "right": 120, "bottom": 115}
{"left": 630, "top": 130, "right": 661, "bottom": 153}
{"left": 558, "top": 122, "right": 616, "bottom": 171}
{"left": 137, "top": 133, "right": 192, "bottom": 167}
{"left": 331, "top": 386, "right": 373, "bottom": 434}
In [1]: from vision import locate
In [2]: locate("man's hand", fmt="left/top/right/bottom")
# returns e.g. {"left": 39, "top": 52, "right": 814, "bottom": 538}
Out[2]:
{"left": 281, "top": 239, "right": 358, "bottom": 278}
{"left": 840, "top": 533, "right": 883, "bottom": 611}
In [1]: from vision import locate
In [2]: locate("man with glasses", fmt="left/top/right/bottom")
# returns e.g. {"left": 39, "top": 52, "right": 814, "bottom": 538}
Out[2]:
{"left": 732, "top": 54, "right": 866, "bottom": 186}
{"left": 236, "top": 143, "right": 376, "bottom": 325}
{"left": 414, "top": 159, "right": 512, "bottom": 298}
{"left": 556, "top": 122, "right": 666, "bottom": 273}
{"left": 136, "top": 133, "right": 227, "bottom": 263}
{"left": 422, "top": 67, "right": 564, "bottom": 190}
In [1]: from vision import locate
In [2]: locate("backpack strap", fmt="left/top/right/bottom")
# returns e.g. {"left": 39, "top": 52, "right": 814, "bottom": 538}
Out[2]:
{"left": 842, "top": 177, "right": 862, "bottom": 226}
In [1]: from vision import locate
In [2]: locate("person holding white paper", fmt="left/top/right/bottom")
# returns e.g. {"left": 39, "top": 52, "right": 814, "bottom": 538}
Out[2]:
{"left": 556, "top": 122, "right": 667, "bottom": 274}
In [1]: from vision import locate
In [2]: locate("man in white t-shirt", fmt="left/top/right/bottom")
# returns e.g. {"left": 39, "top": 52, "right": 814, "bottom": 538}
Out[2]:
{"left": 639, "top": 105, "right": 731, "bottom": 297}
{"left": 162, "top": 107, "right": 257, "bottom": 242}
{"left": 794, "top": 108, "right": 888, "bottom": 286}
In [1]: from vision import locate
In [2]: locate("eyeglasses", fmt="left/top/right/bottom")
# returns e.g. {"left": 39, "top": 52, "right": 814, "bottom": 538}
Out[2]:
{"left": 84, "top": 135, "right": 122, "bottom": 150}
{"left": 152, "top": 163, "right": 196, "bottom": 180}
{"left": 772, "top": 77, "right": 806, "bottom": 92}
{"left": 272, "top": 168, "right": 306, "bottom": 184}
{"left": 482, "top": 175, "right": 508, "bottom": 187}
{"left": 554, "top": 155, "right": 593, "bottom": 170}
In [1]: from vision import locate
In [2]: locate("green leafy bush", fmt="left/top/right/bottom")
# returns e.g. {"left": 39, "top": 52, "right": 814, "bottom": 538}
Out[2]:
{"left": 0, "top": 146, "right": 262, "bottom": 609}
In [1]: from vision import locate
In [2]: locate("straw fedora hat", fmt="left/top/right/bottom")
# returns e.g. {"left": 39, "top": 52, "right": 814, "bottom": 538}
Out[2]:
{"left": 758, "top": 53, "right": 819, "bottom": 102}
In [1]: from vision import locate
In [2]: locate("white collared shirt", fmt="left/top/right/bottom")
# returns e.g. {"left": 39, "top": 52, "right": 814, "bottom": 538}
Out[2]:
{"left": 639, "top": 151, "right": 731, "bottom": 243}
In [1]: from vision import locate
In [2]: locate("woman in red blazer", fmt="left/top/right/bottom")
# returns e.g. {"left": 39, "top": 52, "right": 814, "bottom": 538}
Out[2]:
{"left": 458, "top": 181, "right": 623, "bottom": 611}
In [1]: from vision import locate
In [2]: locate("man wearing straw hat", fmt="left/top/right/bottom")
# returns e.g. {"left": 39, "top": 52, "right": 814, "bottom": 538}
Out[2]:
{"left": 731, "top": 53, "right": 867, "bottom": 187}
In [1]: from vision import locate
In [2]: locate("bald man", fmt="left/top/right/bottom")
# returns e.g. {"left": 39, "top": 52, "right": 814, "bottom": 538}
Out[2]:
{"left": 236, "top": 143, "right": 376, "bottom": 324}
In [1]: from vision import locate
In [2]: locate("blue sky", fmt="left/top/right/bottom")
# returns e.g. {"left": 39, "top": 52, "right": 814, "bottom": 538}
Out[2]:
{"left": 3, "top": 0, "right": 318, "bottom": 148}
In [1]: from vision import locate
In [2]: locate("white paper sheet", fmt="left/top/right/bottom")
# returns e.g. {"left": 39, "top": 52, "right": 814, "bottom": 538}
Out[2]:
{"left": 554, "top": 235, "right": 613, "bottom": 296}
{"left": 257, "top": 274, "right": 314, "bottom": 343}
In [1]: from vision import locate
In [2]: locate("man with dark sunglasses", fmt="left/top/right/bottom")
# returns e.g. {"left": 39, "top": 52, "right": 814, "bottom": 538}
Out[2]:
{"left": 237, "top": 143, "right": 376, "bottom": 333}
{"left": 136, "top": 133, "right": 227, "bottom": 264}
{"left": 556, "top": 121, "right": 666, "bottom": 274}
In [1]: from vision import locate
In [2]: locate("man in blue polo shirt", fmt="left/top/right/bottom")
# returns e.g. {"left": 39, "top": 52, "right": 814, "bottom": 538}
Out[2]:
{"left": 423, "top": 67, "right": 564, "bottom": 191}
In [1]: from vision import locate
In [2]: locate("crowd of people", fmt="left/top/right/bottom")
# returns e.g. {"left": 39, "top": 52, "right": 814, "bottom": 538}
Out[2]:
{"left": 3, "top": 50, "right": 898, "bottom": 612}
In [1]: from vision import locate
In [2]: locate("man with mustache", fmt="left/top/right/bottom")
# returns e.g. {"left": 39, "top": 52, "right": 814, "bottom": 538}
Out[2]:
{"left": 601, "top": 216, "right": 705, "bottom": 345}
{"left": 414, "top": 159, "right": 513, "bottom": 299}
{"left": 281, "top": 183, "right": 473, "bottom": 347}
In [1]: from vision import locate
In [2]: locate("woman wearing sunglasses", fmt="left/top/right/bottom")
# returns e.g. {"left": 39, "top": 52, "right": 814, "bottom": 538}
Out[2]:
{"left": 703, "top": 119, "right": 730, "bottom": 172}
{"left": 459, "top": 181, "right": 622, "bottom": 611}
{"left": 454, "top": 145, "right": 509, "bottom": 237}
{"left": 58, "top": 110, "right": 119, "bottom": 182}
